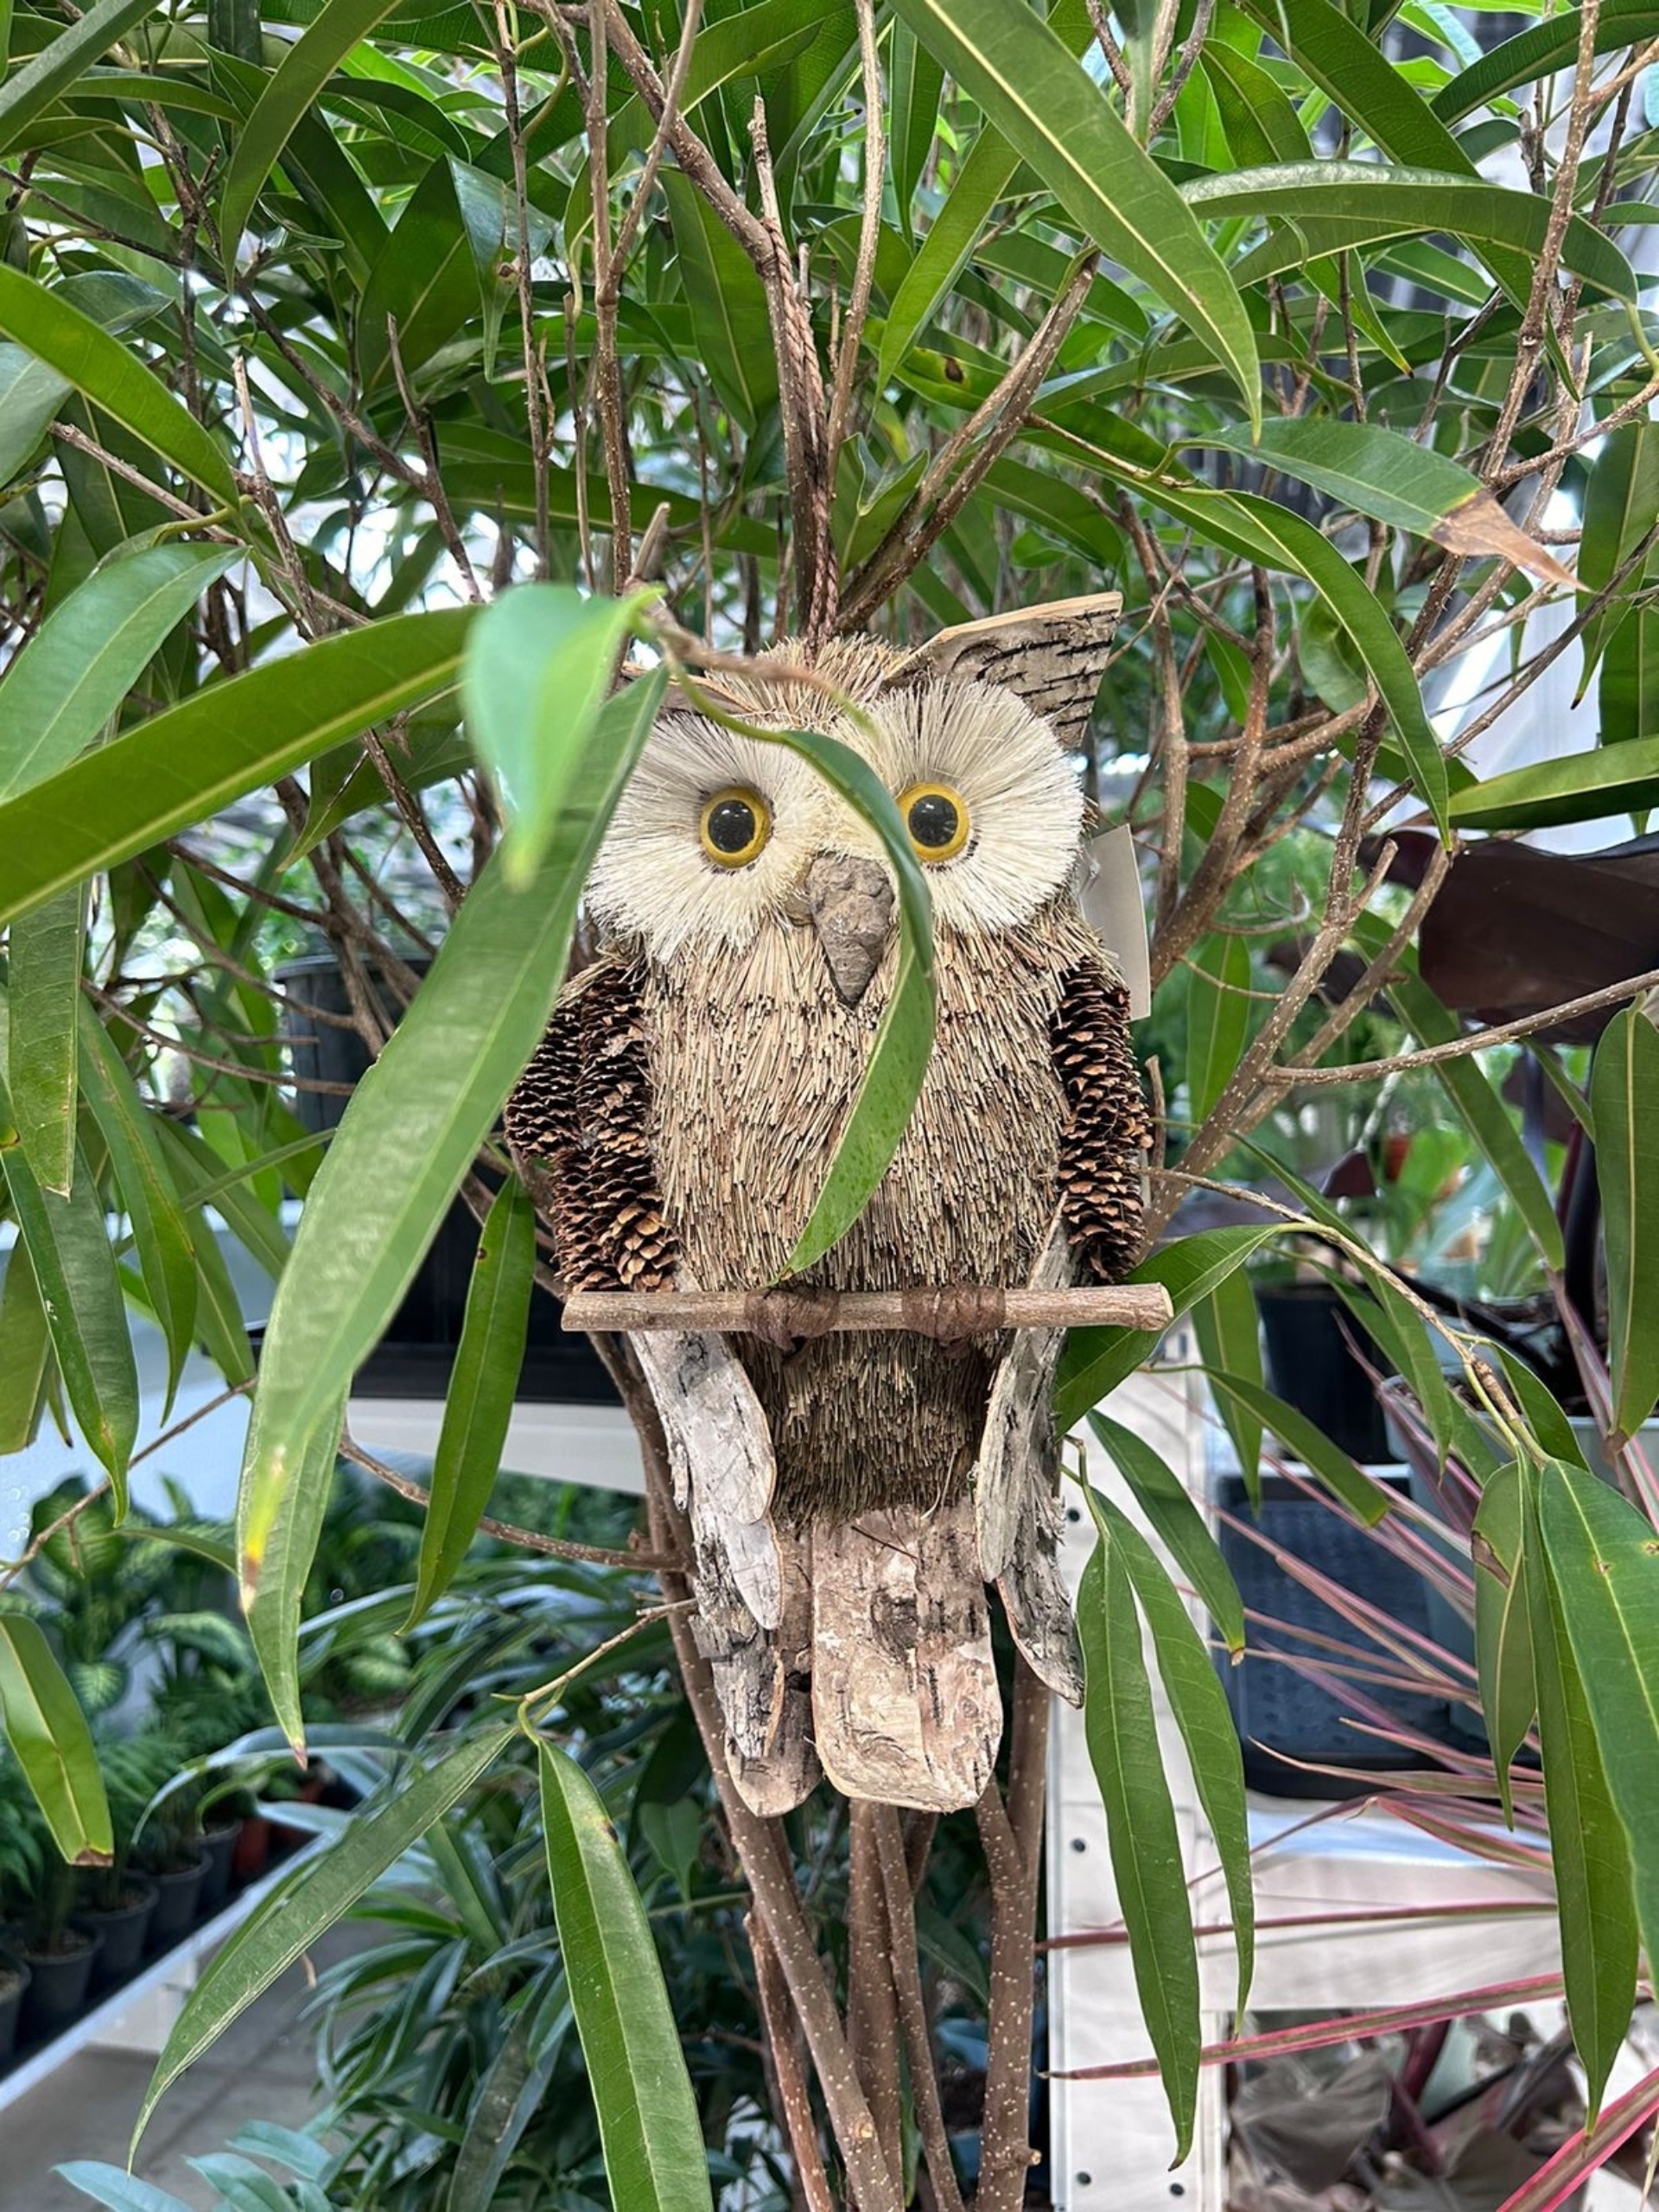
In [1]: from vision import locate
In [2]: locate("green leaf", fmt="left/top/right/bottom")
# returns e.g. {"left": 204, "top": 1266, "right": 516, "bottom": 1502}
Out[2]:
{"left": 890, "top": 0, "right": 1261, "bottom": 426}
{"left": 537, "top": 1741, "right": 715, "bottom": 2212}
{"left": 1089, "top": 1488, "right": 1255, "bottom": 2016}
{"left": 357, "top": 156, "right": 481, "bottom": 390}
{"left": 404, "top": 1178, "right": 537, "bottom": 1630}
{"left": 1191, "top": 1270, "right": 1262, "bottom": 1505}
{"left": 1089, "top": 1409, "right": 1246, "bottom": 1654}
{"left": 1386, "top": 970, "right": 1564, "bottom": 1273}
{"left": 133, "top": 1723, "right": 514, "bottom": 2152}
{"left": 0, "top": 1612, "right": 113, "bottom": 1865}
{"left": 1432, "top": 0, "right": 1659, "bottom": 124}
{"left": 0, "top": 341, "right": 70, "bottom": 488}
{"left": 1055, "top": 1226, "right": 1279, "bottom": 1427}
{"left": 1540, "top": 1459, "right": 1659, "bottom": 2005}
{"left": 244, "top": 671, "right": 666, "bottom": 1542}
{"left": 0, "top": 542, "right": 238, "bottom": 803}
{"left": 1076, "top": 1501, "right": 1201, "bottom": 2161}
{"left": 0, "top": 607, "right": 472, "bottom": 931}
{"left": 661, "top": 171, "right": 779, "bottom": 433}
{"left": 889, "top": 21, "right": 944, "bottom": 242}
{"left": 0, "top": 1013, "right": 137, "bottom": 1502}
{"left": 1574, "top": 423, "right": 1659, "bottom": 700}
{"left": 1449, "top": 735, "right": 1659, "bottom": 831}
{"left": 779, "top": 728, "right": 936, "bottom": 1273}
{"left": 1192, "top": 165, "right": 1637, "bottom": 302}
{"left": 1471, "top": 1461, "right": 1532, "bottom": 1828}
{"left": 0, "top": 0, "right": 162, "bottom": 156}
{"left": 1524, "top": 1462, "right": 1638, "bottom": 2119}
{"left": 1198, "top": 417, "right": 1574, "bottom": 588}
{"left": 78, "top": 1001, "right": 199, "bottom": 1411}
{"left": 1208, "top": 1371, "right": 1395, "bottom": 1524}
{"left": 218, "top": 0, "right": 410, "bottom": 266}
{"left": 8, "top": 885, "right": 84, "bottom": 1193}
{"left": 1185, "top": 931, "right": 1250, "bottom": 1125}
{"left": 0, "top": 266, "right": 238, "bottom": 505}
{"left": 461, "top": 583, "right": 648, "bottom": 889}
{"left": 0, "top": 1242, "right": 51, "bottom": 1456}
{"left": 238, "top": 1395, "right": 344, "bottom": 1752}
{"left": 1590, "top": 1007, "right": 1659, "bottom": 1445}
{"left": 56, "top": 2169, "right": 194, "bottom": 2212}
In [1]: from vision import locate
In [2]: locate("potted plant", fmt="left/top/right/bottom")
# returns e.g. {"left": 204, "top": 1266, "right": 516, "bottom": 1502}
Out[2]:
{"left": 74, "top": 1735, "right": 164, "bottom": 1993}
{"left": 13, "top": 1796, "right": 104, "bottom": 2044}
{"left": 0, "top": 1758, "right": 41, "bottom": 2066}
{"left": 126, "top": 1724, "right": 207, "bottom": 1954}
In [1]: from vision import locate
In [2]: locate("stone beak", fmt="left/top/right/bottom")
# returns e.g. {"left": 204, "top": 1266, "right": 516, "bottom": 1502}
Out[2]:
{"left": 804, "top": 853, "right": 895, "bottom": 1007}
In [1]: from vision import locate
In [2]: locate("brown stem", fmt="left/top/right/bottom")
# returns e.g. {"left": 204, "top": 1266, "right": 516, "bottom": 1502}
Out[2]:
{"left": 848, "top": 1803, "right": 904, "bottom": 2199}
{"left": 752, "top": 1916, "right": 839, "bottom": 2212}
{"left": 874, "top": 1808, "right": 969, "bottom": 2212}
{"left": 974, "top": 1730, "right": 1046, "bottom": 2212}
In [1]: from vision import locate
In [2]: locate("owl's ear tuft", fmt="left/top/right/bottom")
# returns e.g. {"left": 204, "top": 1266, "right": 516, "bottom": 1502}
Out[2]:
{"left": 879, "top": 590, "right": 1122, "bottom": 751}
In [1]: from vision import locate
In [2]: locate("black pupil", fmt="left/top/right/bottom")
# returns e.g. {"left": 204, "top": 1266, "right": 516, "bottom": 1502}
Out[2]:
{"left": 707, "top": 797, "right": 758, "bottom": 855}
{"left": 908, "top": 791, "right": 960, "bottom": 850}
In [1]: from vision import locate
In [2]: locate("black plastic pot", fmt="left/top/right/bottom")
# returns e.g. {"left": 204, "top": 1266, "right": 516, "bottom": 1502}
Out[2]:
{"left": 144, "top": 1853, "right": 207, "bottom": 1954}
{"left": 1257, "top": 1281, "right": 1395, "bottom": 1465}
{"left": 22, "top": 1929, "right": 103, "bottom": 2042}
{"left": 78, "top": 1878, "right": 157, "bottom": 1992}
{"left": 0, "top": 1960, "right": 30, "bottom": 2065}
{"left": 197, "top": 1822, "right": 240, "bottom": 1916}
{"left": 280, "top": 957, "right": 615, "bottom": 1405}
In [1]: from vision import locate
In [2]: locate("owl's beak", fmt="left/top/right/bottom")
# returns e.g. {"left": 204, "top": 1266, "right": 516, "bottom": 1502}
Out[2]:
{"left": 804, "top": 854, "right": 894, "bottom": 1007}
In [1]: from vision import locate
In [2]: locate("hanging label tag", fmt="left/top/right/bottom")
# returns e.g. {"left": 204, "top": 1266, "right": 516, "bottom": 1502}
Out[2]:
{"left": 1079, "top": 823, "right": 1150, "bottom": 1019}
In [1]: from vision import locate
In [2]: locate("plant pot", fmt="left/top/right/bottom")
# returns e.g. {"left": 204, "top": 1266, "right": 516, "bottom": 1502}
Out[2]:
{"left": 77, "top": 1878, "right": 157, "bottom": 1992}
{"left": 0, "top": 1960, "right": 30, "bottom": 2065}
{"left": 198, "top": 1822, "right": 240, "bottom": 1916}
{"left": 232, "top": 1813, "right": 272, "bottom": 1881}
{"left": 1257, "top": 1281, "right": 1395, "bottom": 1465}
{"left": 22, "top": 1929, "right": 103, "bottom": 2042}
{"left": 280, "top": 956, "right": 615, "bottom": 1405}
{"left": 143, "top": 1853, "right": 207, "bottom": 1955}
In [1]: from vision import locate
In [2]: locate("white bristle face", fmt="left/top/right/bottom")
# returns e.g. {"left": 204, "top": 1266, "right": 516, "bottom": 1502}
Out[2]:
{"left": 586, "top": 675, "right": 1084, "bottom": 960}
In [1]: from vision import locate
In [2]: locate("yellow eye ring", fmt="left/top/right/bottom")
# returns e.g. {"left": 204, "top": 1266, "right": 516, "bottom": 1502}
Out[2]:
{"left": 698, "top": 785, "right": 772, "bottom": 868}
{"left": 898, "top": 781, "right": 970, "bottom": 863}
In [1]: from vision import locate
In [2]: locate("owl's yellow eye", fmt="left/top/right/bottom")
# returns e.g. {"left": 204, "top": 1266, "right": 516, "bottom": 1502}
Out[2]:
{"left": 698, "top": 785, "right": 772, "bottom": 868}
{"left": 899, "top": 782, "right": 970, "bottom": 863}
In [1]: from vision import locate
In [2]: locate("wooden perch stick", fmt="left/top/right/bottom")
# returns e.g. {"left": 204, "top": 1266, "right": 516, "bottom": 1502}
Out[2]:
{"left": 562, "top": 1283, "right": 1174, "bottom": 1339}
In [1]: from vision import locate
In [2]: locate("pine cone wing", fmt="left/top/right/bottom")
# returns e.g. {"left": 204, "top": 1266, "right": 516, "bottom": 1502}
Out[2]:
{"left": 1049, "top": 957, "right": 1152, "bottom": 1281}
{"left": 504, "top": 951, "right": 679, "bottom": 1293}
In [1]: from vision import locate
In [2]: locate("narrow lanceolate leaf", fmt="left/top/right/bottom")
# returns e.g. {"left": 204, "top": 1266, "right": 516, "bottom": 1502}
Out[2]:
{"left": 0, "top": 0, "right": 161, "bottom": 156}
{"left": 779, "top": 728, "right": 935, "bottom": 1273}
{"left": 0, "top": 607, "right": 472, "bottom": 930}
{"left": 0, "top": 541, "right": 237, "bottom": 803}
{"left": 1591, "top": 1007, "right": 1659, "bottom": 1445}
{"left": 0, "top": 1242, "right": 51, "bottom": 1455}
{"left": 238, "top": 1395, "right": 343, "bottom": 1752}
{"left": 54, "top": 2168, "right": 195, "bottom": 2212}
{"left": 218, "top": 0, "right": 412, "bottom": 266}
{"left": 1076, "top": 1509, "right": 1201, "bottom": 2161}
{"left": 0, "top": 266, "right": 237, "bottom": 505}
{"left": 461, "top": 584, "right": 649, "bottom": 889}
{"left": 1090, "top": 1411, "right": 1246, "bottom": 1655}
{"left": 404, "top": 1179, "right": 537, "bottom": 1630}
{"left": 1089, "top": 1491, "right": 1254, "bottom": 2017}
{"left": 537, "top": 1742, "right": 715, "bottom": 2212}
{"left": 134, "top": 1723, "right": 514, "bottom": 2152}
{"left": 1574, "top": 423, "right": 1659, "bottom": 700}
{"left": 8, "top": 885, "right": 85, "bottom": 1192}
{"left": 1539, "top": 1459, "right": 1659, "bottom": 1993}
{"left": 1190, "top": 1269, "right": 1262, "bottom": 1506}
{"left": 245, "top": 671, "right": 666, "bottom": 1519}
{"left": 77, "top": 1002, "right": 198, "bottom": 1411}
{"left": 662, "top": 172, "right": 779, "bottom": 433}
{"left": 1524, "top": 1463, "right": 1638, "bottom": 2120}
{"left": 1199, "top": 419, "right": 1575, "bottom": 588}
{"left": 1185, "top": 932, "right": 1250, "bottom": 1126}
{"left": 0, "top": 341, "right": 70, "bottom": 488}
{"left": 1471, "top": 1463, "right": 1533, "bottom": 1829}
{"left": 1387, "top": 970, "right": 1564, "bottom": 1274}
{"left": 890, "top": 0, "right": 1260, "bottom": 427}
{"left": 0, "top": 1007, "right": 137, "bottom": 1502}
{"left": 1055, "top": 1225, "right": 1280, "bottom": 1427}
{"left": 1449, "top": 735, "right": 1659, "bottom": 832}
{"left": 1208, "top": 1372, "right": 1395, "bottom": 1525}
{"left": 0, "top": 1613, "right": 113, "bottom": 1865}
{"left": 1432, "top": 0, "right": 1659, "bottom": 124}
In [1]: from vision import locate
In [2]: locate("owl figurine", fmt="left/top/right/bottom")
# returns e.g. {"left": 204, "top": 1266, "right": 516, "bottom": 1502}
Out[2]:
{"left": 506, "top": 594, "right": 1151, "bottom": 1815}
